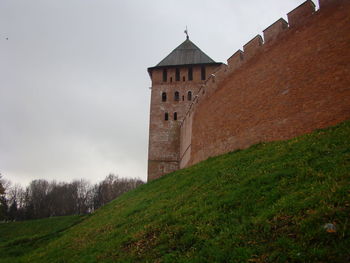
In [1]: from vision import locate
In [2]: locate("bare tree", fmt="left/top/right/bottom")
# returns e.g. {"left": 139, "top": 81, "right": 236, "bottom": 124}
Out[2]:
{"left": 0, "top": 174, "right": 8, "bottom": 220}
{"left": 92, "top": 174, "right": 144, "bottom": 211}
{"left": 0, "top": 173, "right": 144, "bottom": 220}
{"left": 72, "top": 179, "right": 91, "bottom": 214}
{"left": 27, "top": 179, "right": 50, "bottom": 218}
{"left": 7, "top": 184, "right": 25, "bottom": 220}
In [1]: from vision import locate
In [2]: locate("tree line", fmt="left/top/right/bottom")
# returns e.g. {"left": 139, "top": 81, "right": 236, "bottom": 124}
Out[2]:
{"left": 0, "top": 174, "right": 143, "bottom": 221}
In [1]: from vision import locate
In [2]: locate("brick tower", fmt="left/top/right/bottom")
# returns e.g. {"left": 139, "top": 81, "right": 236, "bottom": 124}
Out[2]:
{"left": 147, "top": 35, "right": 222, "bottom": 181}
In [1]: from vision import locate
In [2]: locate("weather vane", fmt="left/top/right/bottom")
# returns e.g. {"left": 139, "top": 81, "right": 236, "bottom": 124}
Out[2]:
{"left": 184, "top": 26, "right": 189, "bottom": 40}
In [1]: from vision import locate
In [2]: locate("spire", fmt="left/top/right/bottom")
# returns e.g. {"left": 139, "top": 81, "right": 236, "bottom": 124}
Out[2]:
{"left": 184, "top": 26, "right": 189, "bottom": 40}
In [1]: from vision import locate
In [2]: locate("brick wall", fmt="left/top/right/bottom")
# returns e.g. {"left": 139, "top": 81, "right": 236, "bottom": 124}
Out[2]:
{"left": 148, "top": 64, "right": 220, "bottom": 181}
{"left": 180, "top": 0, "right": 350, "bottom": 168}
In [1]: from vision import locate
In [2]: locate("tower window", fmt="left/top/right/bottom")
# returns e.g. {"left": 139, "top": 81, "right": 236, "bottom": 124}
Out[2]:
{"left": 188, "top": 67, "right": 193, "bottom": 81}
{"left": 174, "top": 91, "right": 179, "bottom": 101}
{"left": 164, "top": 112, "right": 169, "bottom": 121}
{"left": 175, "top": 68, "right": 180, "bottom": 81}
{"left": 187, "top": 91, "right": 192, "bottom": 101}
{"left": 183, "top": 76, "right": 186, "bottom": 81}
{"left": 163, "top": 69, "right": 167, "bottom": 82}
{"left": 174, "top": 112, "right": 178, "bottom": 121}
{"left": 162, "top": 92, "right": 167, "bottom": 102}
{"left": 170, "top": 77, "right": 172, "bottom": 83}
{"left": 201, "top": 66, "right": 206, "bottom": 80}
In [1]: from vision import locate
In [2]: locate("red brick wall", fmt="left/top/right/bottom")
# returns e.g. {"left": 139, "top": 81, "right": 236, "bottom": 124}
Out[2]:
{"left": 184, "top": 0, "right": 350, "bottom": 167}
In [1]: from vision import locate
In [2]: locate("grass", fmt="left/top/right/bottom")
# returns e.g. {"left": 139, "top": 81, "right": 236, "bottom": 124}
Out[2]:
{"left": 1, "top": 120, "right": 350, "bottom": 262}
{"left": 0, "top": 215, "right": 85, "bottom": 262}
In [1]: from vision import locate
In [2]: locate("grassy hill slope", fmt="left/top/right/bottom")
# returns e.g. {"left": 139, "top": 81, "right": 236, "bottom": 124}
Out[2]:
{"left": 2, "top": 120, "right": 350, "bottom": 263}
{"left": 0, "top": 215, "right": 85, "bottom": 262}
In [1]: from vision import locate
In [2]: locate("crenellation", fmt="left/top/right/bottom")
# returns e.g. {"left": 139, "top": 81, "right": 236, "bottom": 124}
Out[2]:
{"left": 263, "top": 18, "right": 288, "bottom": 43}
{"left": 149, "top": 0, "right": 349, "bottom": 180}
{"left": 243, "top": 35, "right": 263, "bottom": 60}
{"left": 287, "top": 0, "right": 316, "bottom": 28}
{"left": 227, "top": 50, "right": 244, "bottom": 72}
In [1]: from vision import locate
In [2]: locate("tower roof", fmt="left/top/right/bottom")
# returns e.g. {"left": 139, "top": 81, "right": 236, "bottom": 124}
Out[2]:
{"left": 148, "top": 38, "right": 221, "bottom": 71}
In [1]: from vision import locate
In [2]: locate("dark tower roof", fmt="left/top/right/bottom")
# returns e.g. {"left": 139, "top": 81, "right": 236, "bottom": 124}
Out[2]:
{"left": 148, "top": 38, "right": 222, "bottom": 72}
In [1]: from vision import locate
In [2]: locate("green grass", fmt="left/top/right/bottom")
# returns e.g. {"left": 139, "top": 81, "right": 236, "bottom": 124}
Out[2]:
{"left": 2, "top": 120, "right": 350, "bottom": 263}
{"left": 0, "top": 215, "right": 85, "bottom": 262}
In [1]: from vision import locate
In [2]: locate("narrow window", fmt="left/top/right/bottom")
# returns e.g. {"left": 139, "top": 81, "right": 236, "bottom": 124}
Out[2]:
{"left": 201, "top": 66, "right": 206, "bottom": 80}
{"left": 183, "top": 76, "right": 186, "bottom": 81}
{"left": 164, "top": 112, "right": 169, "bottom": 121}
{"left": 163, "top": 69, "right": 167, "bottom": 82}
{"left": 175, "top": 68, "right": 180, "bottom": 81}
{"left": 187, "top": 91, "right": 192, "bottom": 101}
{"left": 182, "top": 95, "right": 184, "bottom": 101}
{"left": 170, "top": 77, "right": 172, "bottom": 83}
{"left": 162, "top": 92, "right": 167, "bottom": 102}
{"left": 188, "top": 67, "right": 193, "bottom": 81}
{"left": 174, "top": 91, "right": 179, "bottom": 101}
{"left": 174, "top": 112, "right": 178, "bottom": 121}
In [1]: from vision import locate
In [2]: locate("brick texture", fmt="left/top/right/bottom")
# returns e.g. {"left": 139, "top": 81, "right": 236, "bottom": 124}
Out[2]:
{"left": 263, "top": 18, "right": 288, "bottom": 43}
{"left": 148, "top": 65, "right": 219, "bottom": 181}
{"left": 181, "top": 0, "right": 350, "bottom": 167}
{"left": 287, "top": 0, "right": 315, "bottom": 28}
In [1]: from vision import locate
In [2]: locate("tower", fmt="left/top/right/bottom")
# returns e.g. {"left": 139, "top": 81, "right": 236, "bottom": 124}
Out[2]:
{"left": 147, "top": 36, "right": 222, "bottom": 181}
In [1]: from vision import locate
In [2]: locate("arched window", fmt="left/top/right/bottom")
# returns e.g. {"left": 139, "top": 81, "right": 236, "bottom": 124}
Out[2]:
{"left": 201, "top": 66, "right": 206, "bottom": 80}
{"left": 163, "top": 69, "right": 167, "bottom": 82}
{"left": 174, "top": 112, "right": 178, "bottom": 121}
{"left": 162, "top": 92, "right": 167, "bottom": 102}
{"left": 188, "top": 67, "right": 193, "bottom": 81}
{"left": 164, "top": 112, "right": 169, "bottom": 121}
{"left": 187, "top": 91, "right": 192, "bottom": 101}
{"left": 174, "top": 91, "right": 179, "bottom": 101}
{"left": 175, "top": 68, "right": 180, "bottom": 81}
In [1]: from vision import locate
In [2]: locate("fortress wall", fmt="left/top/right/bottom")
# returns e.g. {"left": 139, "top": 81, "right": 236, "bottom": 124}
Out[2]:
{"left": 263, "top": 19, "right": 288, "bottom": 44}
{"left": 179, "top": 64, "right": 228, "bottom": 168}
{"left": 180, "top": 0, "right": 350, "bottom": 168}
{"left": 287, "top": 0, "right": 316, "bottom": 27}
{"left": 227, "top": 50, "right": 244, "bottom": 72}
{"left": 179, "top": 109, "right": 193, "bottom": 168}
{"left": 243, "top": 35, "right": 264, "bottom": 60}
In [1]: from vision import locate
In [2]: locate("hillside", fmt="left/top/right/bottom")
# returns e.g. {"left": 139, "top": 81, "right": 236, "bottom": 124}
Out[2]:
{"left": 0, "top": 215, "right": 84, "bottom": 262}
{"left": 2, "top": 120, "right": 350, "bottom": 262}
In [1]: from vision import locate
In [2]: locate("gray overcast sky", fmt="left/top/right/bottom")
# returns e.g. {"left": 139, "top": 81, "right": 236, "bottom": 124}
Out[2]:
{"left": 0, "top": 0, "right": 318, "bottom": 186}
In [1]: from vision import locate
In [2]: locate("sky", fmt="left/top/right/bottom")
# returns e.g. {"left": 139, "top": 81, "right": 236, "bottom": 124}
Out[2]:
{"left": 0, "top": 0, "right": 319, "bottom": 186}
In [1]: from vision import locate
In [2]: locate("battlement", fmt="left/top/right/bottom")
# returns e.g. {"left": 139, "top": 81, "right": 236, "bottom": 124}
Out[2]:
{"left": 178, "top": 0, "right": 350, "bottom": 169}
{"left": 263, "top": 18, "right": 288, "bottom": 43}
{"left": 243, "top": 35, "right": 264, "bottom": 60}
{"left": 287, "top": 0, "right": 316, "bottom": 27}
{"left": 224, "top": 1, "right": 320, "bottom": 74}
{"left": 183, "top": 0, "right": 325, "bottom": 125}
{"left": 227, "top": 50, "right": 244, "bottom": 71}
{"left": 226, "top": 0, "right": 317, "bottom": 70}
{"left": 182, "top": 0, "right": 333, "bottom": 118}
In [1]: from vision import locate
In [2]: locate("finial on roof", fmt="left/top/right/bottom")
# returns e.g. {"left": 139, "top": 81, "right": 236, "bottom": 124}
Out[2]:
{"left": 184, "top": 26, "right": 189, "bottom": 40}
